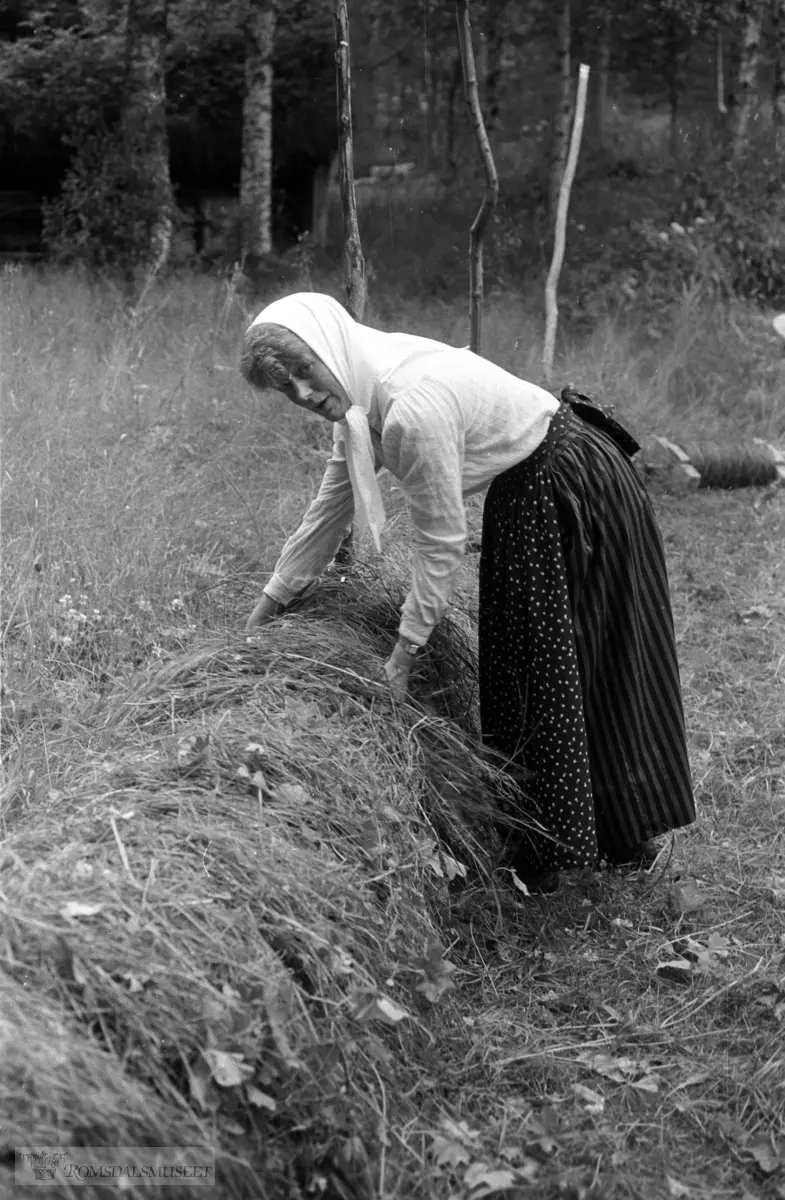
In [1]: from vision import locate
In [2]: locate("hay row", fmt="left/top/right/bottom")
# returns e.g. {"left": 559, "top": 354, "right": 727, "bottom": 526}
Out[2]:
{"left": 0, "top": 566, "right": 537, "bottom": 1197}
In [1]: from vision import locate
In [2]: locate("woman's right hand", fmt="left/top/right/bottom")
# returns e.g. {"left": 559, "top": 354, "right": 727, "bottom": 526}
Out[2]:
{"left": 245, "top": 594, "right": 283, "bottom": 631}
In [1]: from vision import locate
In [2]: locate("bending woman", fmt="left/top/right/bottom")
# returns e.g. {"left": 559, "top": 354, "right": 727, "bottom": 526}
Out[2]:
{"left": 240, "top": 292, "right": 695, "bottom": 891}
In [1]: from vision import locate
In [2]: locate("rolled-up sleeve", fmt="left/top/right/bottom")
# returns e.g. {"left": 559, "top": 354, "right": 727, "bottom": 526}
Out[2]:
{"left": 264, "top": 437, "right": 355, "bottom": 605}
{"left": 381, "top": 382, "right": 467, "bottom": 644}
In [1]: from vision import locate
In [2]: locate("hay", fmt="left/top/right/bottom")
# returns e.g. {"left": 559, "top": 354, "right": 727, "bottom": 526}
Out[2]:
{"left": 0, "top": 564, "right": 534, "bottom": 1197}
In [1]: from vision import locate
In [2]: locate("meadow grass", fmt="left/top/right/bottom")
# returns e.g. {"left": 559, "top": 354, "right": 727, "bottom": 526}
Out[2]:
{"left": 1, "top": 265, "right": 784, "bottom": 1198}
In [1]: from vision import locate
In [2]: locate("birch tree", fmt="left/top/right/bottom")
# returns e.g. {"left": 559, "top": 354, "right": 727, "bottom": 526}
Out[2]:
{"left": 773, "top": 0, "right": 785, "bottom": 129}
{"left": 731, "top": 0, "right": 764, "bottom": 155}
{"left": 549, "top": 0, "right": 571, "bottom": 228}
{"left": 240, "top": 0, "right": 276, "bottom": 266}
{"left": 123, "top": 0, "right": 174, "bottom": 277}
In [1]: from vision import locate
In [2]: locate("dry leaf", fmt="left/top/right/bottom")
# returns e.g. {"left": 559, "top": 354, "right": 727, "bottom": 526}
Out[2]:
{"left": 464, "top": 1163, "right": 519, "bottom": 1195}
{"left": 264, "top": 978, "right": 300, "bottom": 1068}
{"left": 375, "top": 996, "right": 410, "bottom": 1023}
{"left": 431, "top": 1136, "right": 471, "bottom": 1169}
{"left": 670, "top": 880, "right": 706, "bottom": 913}
{"left": 572, "top": 1083, "right": 605, "bottom": 1114}
{"left": 510, "top": 870, "right": 531, "bottom": 896}
{"left": 275, "top": 782, "right": 310, "bottom": 806}
{"left": 440, "top": 1117, "right": 481, "bottom": 1145}
{"left": 631, "top": 1074, "right": 661, "bottom": 1093}
{"left": 223, "top": 1119, "right": 246, "bottom": 1136}
{"left": 121, "top": 972, "right": 147, "bottom": 994}
{"left": 202, "top": 1048, "right": 255, "bottom": 1088}
{"left": 246, "top": 1086, "right": 277, "bottom": 1112}
{"left": 443, "top": 854, "right": 468, "bottom": 881}
{"left": 740, "top": 605, "right": 774, "bottom": 620}
{"left": 186, "top": 1057, "right": 215, "bottom": 1112}
{"left": 747, "top": 1137, "right": 782, "bottom": 1175}
{"left": 71, "top": 956, "right": 89, "bottom": 987}
{"left": 667, "top": 1178, "right": 692, "bottom": 1197}
{"left": 351, "top": 990, "right": 410, "bottom": 1025}
{"left": 673, "top": 1070, "right": 712, "bottom": 1091}
{"left": 176, "top": 733, "right": 209, "bottom": 769}
{"left": 60, "top": 901, "right": 104, "bottom": 920}
{"left": 414, "top": 939, "right": 458, "bottom": 1003}
{"left": 582, "top": 1052, "right": 637, "bottom": 1082}
{"left": 656, "top": 960, "right": 693, "bottom": 985}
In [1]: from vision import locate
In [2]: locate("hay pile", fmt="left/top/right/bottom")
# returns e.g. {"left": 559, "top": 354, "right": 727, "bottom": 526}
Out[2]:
{"left": 0, "top": 565, "right": 526, "bottom": 1198}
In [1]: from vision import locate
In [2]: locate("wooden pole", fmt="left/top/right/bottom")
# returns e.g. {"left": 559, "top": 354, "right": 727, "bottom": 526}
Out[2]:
{"left": 333, "top": 0, "right": 366, "bottom": 321}
{"left": 542, "top": 62, "right": 589, "bottom": 384}
{"left": 456, "top": 0, "right": 499, "bottom": 356}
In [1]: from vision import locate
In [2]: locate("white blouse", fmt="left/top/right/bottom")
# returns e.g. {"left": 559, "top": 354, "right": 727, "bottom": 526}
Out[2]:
{"left": 263, "top": 347, "right": 559, "bottom": 644}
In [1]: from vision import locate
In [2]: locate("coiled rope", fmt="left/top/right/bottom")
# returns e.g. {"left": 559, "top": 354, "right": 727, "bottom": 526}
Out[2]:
{"left": 680, "top": 443, "right": 780, "bottom": 489}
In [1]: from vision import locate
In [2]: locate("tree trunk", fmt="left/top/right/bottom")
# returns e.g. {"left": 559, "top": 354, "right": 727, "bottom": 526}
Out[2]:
{"left": 592, "top": 4, "right": 611, "bottom": 147}
{"left": 549, "top": 0, "right": 571, "bottom": 228}
{"left": 122, "top": 0, "right": 173, "bottom": 282}
{"left": 731, "top": 0, "right": 763, "bottom": 155}
{"left": 544, "top": 63, "right": 590, "bottom": 383}
{"left": 240, "top": 0, "right": 275, "bottom": 267}
{"left": 665, "top": 13, "right": 681, "bottom": 159}
{"left": 716, "top": 26, "right": 727, "bottom": 115}
{"left": 773, "top": 0, "right": 785, "bottom": 130}
{"left": 333, "top": 0, "right": 366, "bottom": 321}
{"left": 456, "top": 0, "right": 499, "bottom": 356}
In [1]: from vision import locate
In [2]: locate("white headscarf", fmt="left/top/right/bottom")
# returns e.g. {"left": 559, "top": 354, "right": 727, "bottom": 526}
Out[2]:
{"left": 250, "top": 293, "right": 414, "bottom": 553}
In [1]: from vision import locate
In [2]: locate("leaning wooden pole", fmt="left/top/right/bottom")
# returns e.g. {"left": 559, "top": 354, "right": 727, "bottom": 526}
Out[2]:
{"left": 333, "top": 0, "right": 366, "bottom": 321}
{"left": 456, "top": 0, "right": 499, "bottom": 356}
{"left": 542, "top": 62, "right": 589, "bottom": 383}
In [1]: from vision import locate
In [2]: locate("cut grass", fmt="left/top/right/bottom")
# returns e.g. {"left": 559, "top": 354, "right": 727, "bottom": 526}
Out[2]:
{"left": 1, "top": 268, "right": 784, "bottom": 1198}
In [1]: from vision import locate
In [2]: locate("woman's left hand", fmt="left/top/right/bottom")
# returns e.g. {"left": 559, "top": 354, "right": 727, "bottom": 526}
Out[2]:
{"left": 383, "top": 641, "right": 417, "bottom": 700}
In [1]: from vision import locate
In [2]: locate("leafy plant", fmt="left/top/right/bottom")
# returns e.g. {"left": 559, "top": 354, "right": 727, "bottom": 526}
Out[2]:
{"left": 42, "top": 117, "right": 172, "bottom": 270}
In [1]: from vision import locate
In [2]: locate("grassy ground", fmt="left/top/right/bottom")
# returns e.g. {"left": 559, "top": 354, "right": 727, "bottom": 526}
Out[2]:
{"left": 1, "top": 266, "right": 784, "bottom": 1198}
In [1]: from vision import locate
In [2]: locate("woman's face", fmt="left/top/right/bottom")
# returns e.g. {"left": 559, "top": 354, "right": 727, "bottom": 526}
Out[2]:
{"left": 282, "top": 343, "right": 351, "bottom": 423}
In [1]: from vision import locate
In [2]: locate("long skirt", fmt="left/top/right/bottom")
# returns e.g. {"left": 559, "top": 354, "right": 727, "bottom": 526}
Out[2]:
{"left": 479, "top": 403, "right": 695, "bottom": 871}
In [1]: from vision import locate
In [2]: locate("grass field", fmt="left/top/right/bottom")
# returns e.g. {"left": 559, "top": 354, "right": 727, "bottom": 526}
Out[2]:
{"left": 1, "top": 265, "right": 785, "bottom": 1199}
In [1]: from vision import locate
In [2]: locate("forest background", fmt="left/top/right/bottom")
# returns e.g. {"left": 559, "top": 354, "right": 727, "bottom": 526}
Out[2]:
{"left": 1, "top": 2, "right": 785, "bottom": 1199}
{"left": 1, "top": 0, "right": 785, "bottom": 331}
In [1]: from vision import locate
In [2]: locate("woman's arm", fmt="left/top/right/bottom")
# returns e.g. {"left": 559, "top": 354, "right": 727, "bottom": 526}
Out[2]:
{"left": 246, "top": 441, "right": 356, "bottom": 625}
{"left": 381, "top": 382, "right": 468, "bottom": 646}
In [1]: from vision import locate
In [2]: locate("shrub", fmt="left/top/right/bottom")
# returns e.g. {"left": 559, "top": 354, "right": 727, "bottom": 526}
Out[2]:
{"left": 42, "top": 116, "right": 171, "bottom": 273}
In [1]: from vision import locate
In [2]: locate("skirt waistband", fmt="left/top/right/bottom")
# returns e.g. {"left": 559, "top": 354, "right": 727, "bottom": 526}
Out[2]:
{"left": 495, "top": 402, "right": 572, "bottom": 488}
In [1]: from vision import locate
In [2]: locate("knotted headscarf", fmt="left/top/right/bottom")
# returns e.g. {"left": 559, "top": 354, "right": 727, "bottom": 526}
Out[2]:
{"left": 250, "top": 293, "right": 409, "bottom": 553}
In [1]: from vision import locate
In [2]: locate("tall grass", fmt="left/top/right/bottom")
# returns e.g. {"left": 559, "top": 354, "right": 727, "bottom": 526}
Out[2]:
{"left": 2, "top": 262, "right": 781, "bottom": 788}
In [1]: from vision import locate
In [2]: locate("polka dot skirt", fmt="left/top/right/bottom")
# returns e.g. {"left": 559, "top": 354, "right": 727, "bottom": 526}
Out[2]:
{"left": 479, "top": 404, "right": 695, "bottom": 873}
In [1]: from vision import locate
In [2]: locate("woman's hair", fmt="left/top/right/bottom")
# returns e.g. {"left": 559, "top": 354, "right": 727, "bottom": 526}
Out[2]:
{"left": 240, "top": 322, "right": 311, "bottom": 390}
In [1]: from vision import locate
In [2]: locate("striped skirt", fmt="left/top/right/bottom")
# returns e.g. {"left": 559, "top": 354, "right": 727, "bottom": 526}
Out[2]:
{"left": 479, "top": 403, "right": 695, "bottom": 871}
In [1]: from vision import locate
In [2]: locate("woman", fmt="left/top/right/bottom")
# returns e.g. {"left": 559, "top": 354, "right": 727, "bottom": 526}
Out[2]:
{"left": 240, "top": 292, "right": 695, "bottom": 891}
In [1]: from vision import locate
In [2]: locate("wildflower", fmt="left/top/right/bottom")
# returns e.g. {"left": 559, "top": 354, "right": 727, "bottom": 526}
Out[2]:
{"left": 61, "top": 635, "right": 73, "bottom": 646}
{"left": 58, "top": 594, "right": 73, "bottom": 606}
{"left": 171, "top": 597, "right": 185, "bottom": 611}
